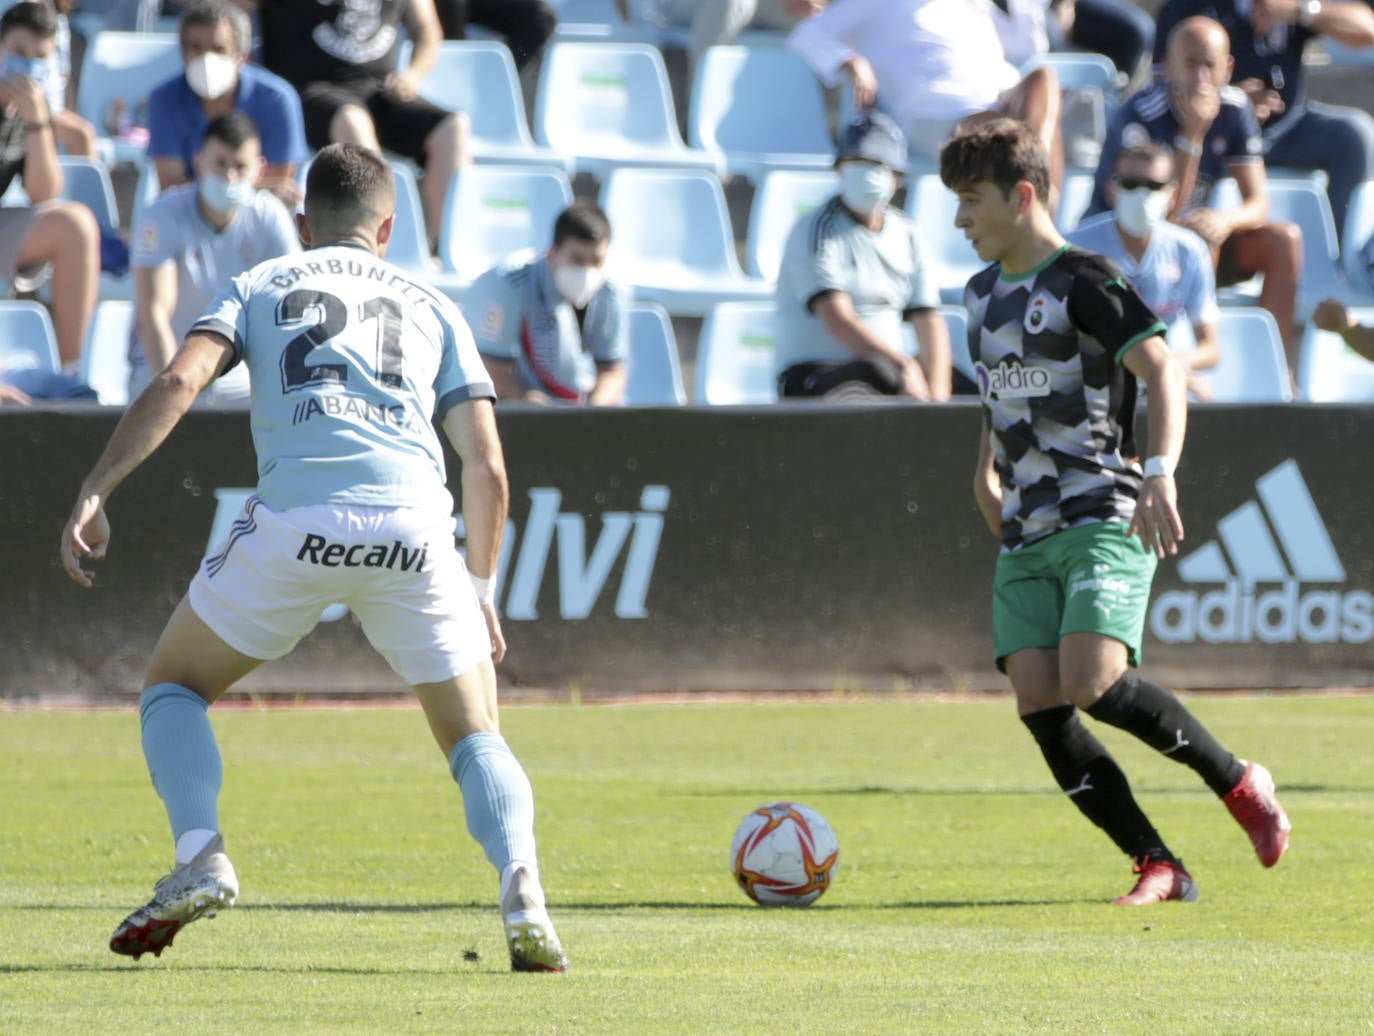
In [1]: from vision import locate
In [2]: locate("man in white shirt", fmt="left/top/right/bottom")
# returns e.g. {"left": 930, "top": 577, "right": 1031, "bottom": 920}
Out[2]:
{"left": 787, "top": 0, "right": 1063, "bottom": 186}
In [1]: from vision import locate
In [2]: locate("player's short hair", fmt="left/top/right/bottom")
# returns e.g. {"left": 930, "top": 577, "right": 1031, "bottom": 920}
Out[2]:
{"left": 0, "top": 1, "right": 57, "bottom": 40}
{"left": 202, "top": 111, "right": 259, "bottom": 151}
{"left": 939, "top": 118, "right": 1051, "bottom": 205}
{"left": 179, "top": 0, "right": 252, "bottom": 56}
{"left": 1114, "top": 142, "right": 1175, "bottom": 178}
{"left": 304, "top": 143, "right": 397, "bottom": 236}
{"left": 552, "top": 203, "right": 612, "bottom": 248}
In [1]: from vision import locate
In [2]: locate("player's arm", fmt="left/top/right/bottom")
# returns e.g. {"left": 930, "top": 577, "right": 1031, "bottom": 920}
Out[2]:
{"left": 442, "top": 398, "right": 511, "bottom": 663}
{"left": 972, "top": 421, "right": 1002, "bottom": 539}
{"left": 813, "top": 292, "right": 930, "bottom": 399}
{"left": 1122, "top": 333, "right": 1187, "bottom": 557}
{"left": 134, "top": 262, "right": 181, "bottom": 374}
{"left": 60, "top": 330, "right": 234, "bottom": 587}
{"left": 587, "top": 360, "right": 627, "bottom": 406}
{"left": 909, "top": 307, "right": 952, "bottom": 402}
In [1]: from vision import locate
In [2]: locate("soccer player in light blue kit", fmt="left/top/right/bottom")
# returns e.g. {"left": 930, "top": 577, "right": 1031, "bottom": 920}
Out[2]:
{"left": 60, "top": 143, "right": 568, "bottom": 972}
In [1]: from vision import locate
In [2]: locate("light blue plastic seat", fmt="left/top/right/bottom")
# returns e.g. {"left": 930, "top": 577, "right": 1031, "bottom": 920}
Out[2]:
{"left": 1021, "top": 51, "right": 1123, "bottom": 171}
{"left": 598, "top": 167, "right": 772, "bottom": 316}
{"left": 79, "top": 299, "right": 134, "bottom": 405}
{"left": 905, "top": 173, "right": 984, "bottom": 303}
{"left": 688, "top": 46, "right": 833, "bottom": 181}
{"left": 938, "top": 303, "right": 975, "bottom": 384}
{"left": 695, "top": 300, "right": 777, "bottom": 404}
{"left": 1201, "top": 307, "right": 1294, "bottom": 403}
{"left": 1298, "top": 305, "right": 1374, "bottom": 402}
{"left": 75, "top": 32, "right": 181, "bottom": 165}
{"left": 0, "top": 301, "right": 60, "bottom": 374}
{"left": 1056, "top": 171, "right": 1096, "bottom": 232}
{"left": 622, "top": 302, "right": 685, "bottom": 405}
{"left": 744, "top": 169, "right": 838, "bottom": 282}
{"left": 535, "top": 42, "right": 722, "bottom": 178}
{"left": 439, "top": 165, "right": 573, "bottom": 282}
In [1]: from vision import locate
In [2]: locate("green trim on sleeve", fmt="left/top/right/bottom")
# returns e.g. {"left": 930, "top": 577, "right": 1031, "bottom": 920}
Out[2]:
{"left": 1114, "top": 321, "right": 1168, "bottom": 363}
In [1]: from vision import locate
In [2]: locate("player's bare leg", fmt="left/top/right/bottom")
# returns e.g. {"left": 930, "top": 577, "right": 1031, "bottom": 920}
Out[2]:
{"left": 111, "top": 597, "right": 262, "bottom": 959}
{"left": 415, "top": 661, "right": 567, "bottom": 972}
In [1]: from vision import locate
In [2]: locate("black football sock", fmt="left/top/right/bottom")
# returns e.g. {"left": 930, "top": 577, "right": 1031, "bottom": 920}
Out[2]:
{"left": 1021, "top": 705, "right": 1173, "bottom": 862}
{"left": 1086, "top": 672, "right": 1247, "bottom": 798}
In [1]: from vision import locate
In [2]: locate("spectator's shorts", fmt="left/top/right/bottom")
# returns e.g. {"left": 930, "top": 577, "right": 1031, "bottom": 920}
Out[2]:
{"left": 778, "top": 358, "right": 903, "bottom": 399}
{"left": 0, "top": 205, "right": 52, "bottom": 289}
{"left": 299, "top": 78, "right": 452, "bottom": 162}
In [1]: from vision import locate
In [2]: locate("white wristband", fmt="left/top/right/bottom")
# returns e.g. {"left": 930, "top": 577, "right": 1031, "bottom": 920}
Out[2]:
{"left": 469, "top": 572, "right": 497, "bottom": 606}
{"left": 1143, "top": 456, "right": 1176, "bottom": 479}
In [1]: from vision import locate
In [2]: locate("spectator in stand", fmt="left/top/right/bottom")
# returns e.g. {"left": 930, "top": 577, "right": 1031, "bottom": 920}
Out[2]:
{"left": 0, "top": 1, "right": 99, "bottom": 373}
{"left": 436, "top": 0, "right": 556, "bottom": 71}
{"left": 1087, "top": 16, "right": 1303, "bottom": 384}
{"left": 249, "top": 0, "right": 472, "bottom": 255}
{"left": 774, "top": 112, "right": 952, "bottom": 401}
{"left": 1069, "top": 142, "right": 1220, "bottom": 400}
{"left": 1154, "top": 0, "right": 1374, "bottom": 246}
{"left": 130, "top": 112, "right": 299, "bottom": 403}
{"left": 148, "top": 0, "right": 307, "bottom": 208}
{"left": 787, "top": 0, "right": 1063, "bottom": 192}
{"left": 462, "top": 202, "right": 629, "bottom": 405}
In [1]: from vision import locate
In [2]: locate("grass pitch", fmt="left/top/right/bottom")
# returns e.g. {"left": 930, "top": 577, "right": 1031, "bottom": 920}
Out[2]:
{"left": 1, "top": 695, "right": 1371, "bottom": 1035}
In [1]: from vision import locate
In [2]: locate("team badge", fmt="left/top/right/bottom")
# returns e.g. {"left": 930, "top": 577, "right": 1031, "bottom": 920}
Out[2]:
{"left": 480, "top": 303, "right": 503, "bottom": 338}
{"left": 1122, "top": 122, "right": 1149, "bottom": 149}
{"left": 1024, "top": 291, "right": 1051, "bottom": 334}
{"left": 138, "top": 221, "right": 158, "bottom": 255}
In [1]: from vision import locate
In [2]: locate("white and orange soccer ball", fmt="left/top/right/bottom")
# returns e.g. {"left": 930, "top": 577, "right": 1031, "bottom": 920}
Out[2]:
{"left": 730, "top": 801, "right": 839, "bottom": 907}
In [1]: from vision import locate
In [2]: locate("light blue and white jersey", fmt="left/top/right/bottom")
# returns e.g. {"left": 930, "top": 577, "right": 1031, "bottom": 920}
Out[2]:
{"left": 774, "top": 197, "right": 938, "bottom": 375}
{"left": 462, "top": 253, "right": 628, "bottom": 402}
{"left": 191, "top": 242, "right": 495, "bottom": 513}
{"left": 1067, "top": 213, "right": 1218, "bottom": 334}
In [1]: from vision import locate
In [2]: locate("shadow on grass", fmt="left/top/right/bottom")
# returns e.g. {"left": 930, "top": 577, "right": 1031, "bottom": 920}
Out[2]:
{"left": 682, "top": 782, "right": 1362, "bottom": 797}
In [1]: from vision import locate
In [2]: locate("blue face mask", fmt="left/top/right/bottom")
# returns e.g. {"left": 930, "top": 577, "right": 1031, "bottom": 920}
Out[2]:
{"left": 3, "top": 54, "right": 49, "bottom": 84}
{"left": 199, "top": 172, "right": 255, "bottom": 215}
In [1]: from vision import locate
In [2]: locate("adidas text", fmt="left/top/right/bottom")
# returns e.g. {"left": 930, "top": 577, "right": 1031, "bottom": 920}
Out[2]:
{"left": 1152, "top": 579, "right": 1374, "bottom": 644}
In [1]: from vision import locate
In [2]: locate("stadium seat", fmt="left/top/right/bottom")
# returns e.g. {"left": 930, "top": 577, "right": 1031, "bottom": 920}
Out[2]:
{"left": 688, "top": 46, "right": 834, "bottom": 181}
{"left": 58, "top": 156, "right": 120, "bottom": 230}
{"left": 534, "top": 42, "right": 722, "bottom": 178}
{"left": 0, "top": 301, "right": 60, "bottom": 374}
{"left": 744, "top": 169, "right": 838, "bottom": 281}
{"left": 1201, "top": 307, "right": 1294, "bottom": 403}
{"left": 623, "top": 301, "right": 686, "bottom": 405}
{"left": 548, "top": 0, "right": 623, "bottom": 39}
{"left": 79, "top": 299, "right": 134, "bottom": 406}
{"left": 695, "top": 300, "right": 777, "bottom": 405}
{"left": 938, "top": 303, "right": 976, "bottom": 384}
{"left": 1056, "top": 171, "right": 1095, "bottom": 232}
{"left": 599, "top": 167, "right": 772, "bottom": 316}
{"left": 1298, "top": 306, "right": 1374, "bottom": 402}
{"left": 1341, "top": 180, "right": 1374, "bottom": 295}
{"left": 1021, "top": 51, "right": 1122, "bottom": 171}
{"left": 906, "top": 173, "right": 983, "bottom": 303}
{"left": 1266, "top": 178, "right": 1350, "bottom": 316}
{"left": 438, "top": 165, "right": 573, "bottom": 283}
{"left": 418, "top": 42, "right": 571, "bottom": 172}
{"left": 75, "top": 32, "right": 182, "bottom": 165}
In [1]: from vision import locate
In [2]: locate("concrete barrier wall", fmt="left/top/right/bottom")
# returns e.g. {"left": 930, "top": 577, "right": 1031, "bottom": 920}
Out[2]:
{"left": 4, "top": 403, "right": 1372, "bottom": 699}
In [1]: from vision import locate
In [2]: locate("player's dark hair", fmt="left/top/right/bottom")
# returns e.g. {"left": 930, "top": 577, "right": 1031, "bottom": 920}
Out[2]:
{"left": 203, "top": 111, "right": 259, "bottom": 150}
{"left": 0, "top": 1, "right": 57, "bottom": 40}
{"left": 552, "top": 203, "right": 612, "bottom": 248}
{"left": 179, "top": 0, "right": 252, "bottom": 56}
{"left": 1115, "top": 142, "right": 1175, "bottom": 179}
{"left": 939, "top": 118, "right": 1051, "bottom": 205}
{"left": 305, "top": 143, "right": 396, "bottom": 233}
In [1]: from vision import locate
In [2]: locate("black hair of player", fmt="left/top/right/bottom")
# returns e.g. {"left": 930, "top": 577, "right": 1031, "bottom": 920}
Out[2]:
{"left": 552, "top": 202, "right": 612, "bottom": 248}
{"left": 1, "top": 2, "right": 57, "bottom": 40}
{"left": 305, "top": 142, "right": 397, "bottom": 224}
{"left": 939, "top": 118, "right": 1051, "bottom": 205}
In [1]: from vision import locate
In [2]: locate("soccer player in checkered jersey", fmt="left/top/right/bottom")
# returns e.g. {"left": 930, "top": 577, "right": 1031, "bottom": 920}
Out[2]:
{"left": 939, "top": 119, "right": 1291, "bottom": 904}
{"left": 59, "top": 143, "right": 567, "bottom": 970}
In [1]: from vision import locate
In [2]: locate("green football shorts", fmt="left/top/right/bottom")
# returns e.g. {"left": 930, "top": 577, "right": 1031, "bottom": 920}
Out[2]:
{"left": 992, "top": 521, "right": 1158, "bottom": 671}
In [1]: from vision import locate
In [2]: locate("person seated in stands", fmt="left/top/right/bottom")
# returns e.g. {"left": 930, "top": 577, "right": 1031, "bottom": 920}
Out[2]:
{"left": 436, "top": 0, "right": 557, "bottom": 72}
{"left": 1086, "top": 16, "right": 1302, "bottom": 385}
{"left": 130, "top": 111, "right": 299, "bottom": 403}
{"left": 148, "top": 0, "right": 307, "bottom": 208}
{"left": 0, "top": 1, "right": 98, "bottom": 373}
{"left": 773, "top": 111, "right": 952, "bottom": 401}
{"left": 1068, "top": 142, "right": 1220, "bottom": 400}
{"left": 462, "top": 202, "right": 629, "bottom": 406}
{"left": 249, "top": 0, "right": 473, "bottom": 255}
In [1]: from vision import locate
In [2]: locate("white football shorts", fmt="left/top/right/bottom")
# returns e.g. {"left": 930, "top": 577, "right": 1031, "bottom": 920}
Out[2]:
{"left": 187, "top": 496, "right": 491, "bottom": 685}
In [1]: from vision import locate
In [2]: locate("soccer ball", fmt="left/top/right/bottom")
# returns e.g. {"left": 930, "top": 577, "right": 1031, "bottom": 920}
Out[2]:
{"left": 730, "top": 801, "right": 839, "bottom": 907}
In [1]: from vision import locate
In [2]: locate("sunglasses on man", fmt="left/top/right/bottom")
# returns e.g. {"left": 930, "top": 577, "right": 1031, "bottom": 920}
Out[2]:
{"left": 1115, "top": 176, "right": 1171, "bottom": 192}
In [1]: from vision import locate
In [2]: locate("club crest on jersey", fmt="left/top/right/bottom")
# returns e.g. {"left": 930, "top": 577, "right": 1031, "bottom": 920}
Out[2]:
{"left": 974, "top": 359, "right": 1052, "bottom": 401}
{"left": 1024, "top": 291, "right": 1052, "bottom": 334}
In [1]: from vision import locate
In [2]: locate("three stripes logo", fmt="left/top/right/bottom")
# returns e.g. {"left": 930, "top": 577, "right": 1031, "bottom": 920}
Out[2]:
{"left": 1150, "top": 460, "right": 1374, "bottom": 644}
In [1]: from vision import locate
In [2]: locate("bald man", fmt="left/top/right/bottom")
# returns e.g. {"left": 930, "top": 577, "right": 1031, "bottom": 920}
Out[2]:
{"left": 1087, "top": 16, "right": 1303, "bottom": 385}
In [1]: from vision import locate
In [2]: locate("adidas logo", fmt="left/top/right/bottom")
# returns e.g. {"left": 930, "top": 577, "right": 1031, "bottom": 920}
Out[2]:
{"left": 1150, "top": 460, "right": 1374, "bottom": 645}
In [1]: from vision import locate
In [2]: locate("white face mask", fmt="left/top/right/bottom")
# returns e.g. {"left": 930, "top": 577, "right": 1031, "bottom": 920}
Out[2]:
{"left": 553, "top": 263, "right": 605, "bottom": 308}
{"left": 185, "top": 52, "right": 239, "bottom": 101}
{"left": 839, "top": 162, "right": 896, "bottom": 216}
{"left": 1114, "top": 186, "right": 1173, "bottom": 238}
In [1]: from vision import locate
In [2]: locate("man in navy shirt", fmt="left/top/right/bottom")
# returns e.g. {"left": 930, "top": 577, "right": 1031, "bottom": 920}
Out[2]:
{"left": 1089, "top": 16, "right": 1302, "bottom": 383}
{"left": 147, "top": 0, "right": 307, "bottom": 208}
{"left": 1154, "top": 0, "right": 1374, "bottom": 243}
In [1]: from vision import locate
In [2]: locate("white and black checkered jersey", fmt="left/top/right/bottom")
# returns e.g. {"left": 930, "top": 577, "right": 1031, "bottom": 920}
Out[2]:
{"left": 964, "top": 244, "right": 1167, "bottom": 552}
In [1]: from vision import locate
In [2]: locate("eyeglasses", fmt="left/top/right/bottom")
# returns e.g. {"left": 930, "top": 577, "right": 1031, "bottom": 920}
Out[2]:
{"left": 1116, "top": 177, "right": 1170, "bottom": 192}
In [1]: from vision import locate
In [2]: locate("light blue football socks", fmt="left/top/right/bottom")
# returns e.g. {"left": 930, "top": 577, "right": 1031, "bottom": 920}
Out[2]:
{"left": 449, "top": 732, "right": 538, "bottom": 874}
{"left": 140, "top": 683, "right": 223, "bottom": 857}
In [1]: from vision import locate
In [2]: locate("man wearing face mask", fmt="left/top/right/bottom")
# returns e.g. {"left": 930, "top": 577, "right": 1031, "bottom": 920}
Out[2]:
{"left": 147, "top": 0, "right": 307, "bottom": 209}
{"left": 1068, "top": 143, "right": 1220, "bottom": 401}
{"left": 463, "top": 202, "right": 628, "bottom": 405}
{"left": 774, "top": 112, "right": 951, "bottom": 401}
{"left": 130, "top": 112, "right": 300, "bottom": 404}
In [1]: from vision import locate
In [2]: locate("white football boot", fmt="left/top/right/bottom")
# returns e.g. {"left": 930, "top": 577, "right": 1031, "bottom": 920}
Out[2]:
{"left": 110, "top": 834, "right": 239, "bottom": 959}
{"left": 500, "top": 863, "right": 568, "bottom": 973}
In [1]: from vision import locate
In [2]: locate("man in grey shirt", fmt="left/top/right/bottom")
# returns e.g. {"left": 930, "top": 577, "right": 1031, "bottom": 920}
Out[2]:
{"left": 774, "top": 111, "right": 951, "bottom": 400}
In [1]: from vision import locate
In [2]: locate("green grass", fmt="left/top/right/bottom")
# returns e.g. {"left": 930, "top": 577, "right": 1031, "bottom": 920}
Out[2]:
{"left": 1, "top": 696, "right": 1371, "bottom": 1035}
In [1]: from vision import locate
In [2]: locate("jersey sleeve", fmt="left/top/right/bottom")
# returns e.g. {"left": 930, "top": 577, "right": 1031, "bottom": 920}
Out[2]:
{"left": 144, "top": 78, "right": 183, "bottom": 163}
{"left": 1065, "top": 252, "right": 1168, "bottom": 363}
{"left": 131, "top": 195, "right": 180, "bottom": 269}
{"left": 461, "top": 267, "right": 521, "bottom": 360}
{"left": 779, "top": 214, "right": 849, "bottom": 311}
{"left": 188, "top": 273, "right": 250, "bottom": 373}
{"left": 587, "top": 281, "right": 630, "bottom": 364}
{"left": 433, "top": 297, "right": 497, "bottom": 418}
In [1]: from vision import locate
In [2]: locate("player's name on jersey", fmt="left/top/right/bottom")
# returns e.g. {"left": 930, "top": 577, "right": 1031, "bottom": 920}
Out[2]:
{"left": 267, "top": 254, "right": 433, "bottom": 304}
{"left": 296, "top": 534, "right": 429, "bottom": 573}
{"left": 291, "top": 394, "right": 421, "bottom": 431}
